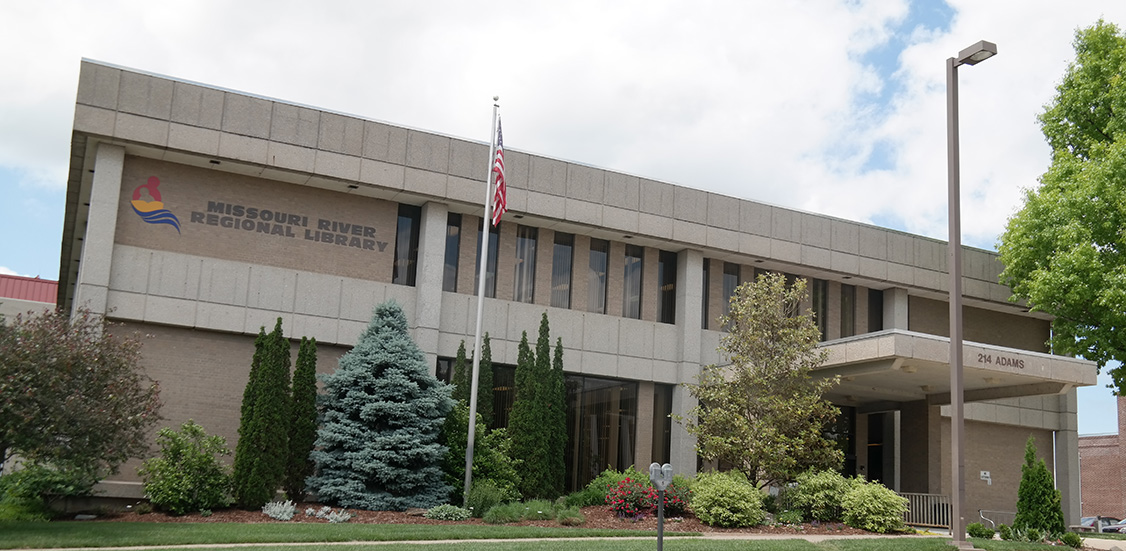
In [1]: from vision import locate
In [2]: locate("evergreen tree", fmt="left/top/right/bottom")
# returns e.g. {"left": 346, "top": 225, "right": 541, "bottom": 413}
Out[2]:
{"left": 451, "top": 337, "right": 495, "bottom": 428}
{"left": 508, "top": 330, "right": 549, "bottom": 498}
{"left": 451, "top": 340, "right": 470, "bottom": 403}
{"left": 232, "top": 318, "right": 291, "bottom": 508}
{"left": 547, "top": 335, "right": 567, "bottom": 497}
{"left": 1013, "top": 436, "right": 1065, "bottom": 536}
{"left": 284, "top": 337, "right": 317, "bottom": 501}
{"left": 307, "top": 301, "right": 453, "bottom": 510}
{"left": 478, "top": 333, "right": 495, "bottom": 428}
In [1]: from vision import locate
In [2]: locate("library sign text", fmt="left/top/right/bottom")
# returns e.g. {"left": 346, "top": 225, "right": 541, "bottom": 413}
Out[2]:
{"left": 190, "top": 201, "right": 389, "bottom": 252}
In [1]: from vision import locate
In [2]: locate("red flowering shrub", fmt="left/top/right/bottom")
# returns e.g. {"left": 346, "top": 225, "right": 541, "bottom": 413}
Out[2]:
{"left": 605, "top": 477, "right": 656, "bottom": 518}
{"left": 659, "top": 481, "right": 691, "bottom": 516}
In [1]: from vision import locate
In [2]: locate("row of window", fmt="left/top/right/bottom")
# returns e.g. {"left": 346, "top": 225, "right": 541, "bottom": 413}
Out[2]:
{"left": 438, "top": 214, "right": 680, "bottom": 323}
{"left": 398, "top": 207, "right": 885, "bottom": 337}
{"left": 435, "top": 359, "right": 673, "bottom": 491}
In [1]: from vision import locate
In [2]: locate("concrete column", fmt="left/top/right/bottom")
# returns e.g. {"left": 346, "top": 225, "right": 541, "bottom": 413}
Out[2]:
{"left": 1056, "top": 389, "right": 1081, "bottom": 526}
{"left": 671, "top": 248, "right": 703, "bottom": 476}
{"left": 73, "top": 143, "right": 125, "bottom": 317}
{"left": 414, "top": 201, "right": 448, "bottom": 366}
{"left": 883, "top": 287, "right": 909, "bottom": 330}
{"left": 635, "top": 380, "right": 655, "bottom": 469}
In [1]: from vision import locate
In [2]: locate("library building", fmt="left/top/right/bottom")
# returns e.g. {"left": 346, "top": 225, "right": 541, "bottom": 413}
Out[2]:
{"left": 60, "top": 60, "right": 1095, "bottom": 524}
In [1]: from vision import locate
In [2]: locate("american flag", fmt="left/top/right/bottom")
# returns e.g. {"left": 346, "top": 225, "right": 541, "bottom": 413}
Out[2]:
{"left": 491, "top": 118, "right": 507, "bottom": 227}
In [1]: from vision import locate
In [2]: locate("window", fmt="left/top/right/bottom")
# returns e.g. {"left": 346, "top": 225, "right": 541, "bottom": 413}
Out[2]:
{"left": 623, "top": 245, "right": 643, "bottom": 319}
{"left": 551, "top": 233, "right": 574, "bottom": 308}
{"left": 812, "top": 278, "right": 828, "bottom": 340}
{"left": 841, "top": 283, "right": 856, "bottom": 337}
{"left": 392, "top": 204, "right": 420, "bottom": 286}
{"left": 722, "top": 262, "right": 740, "bottom": 317}
{"left": 442, "top": 213, "right": 461, "bottom": 292}
{"left": 513, "top": 226, "right": 537, "bottom": 303}
{"left": 588, "top": 239, "right": 609, "bottom": 313}
{"left": 868, "top": 288, "right": 884, "bottom": 332}
{"left": 657, "top": 250, "right": 677, "bottom": 324}
{"left": 475, "top": 220, "right": 499, "bottom": 298}
{"left": 565, "top": 375, "right": 638, "bottom": 491}
{"left": 701, "top": 259, "right": 711, "bottom": 329}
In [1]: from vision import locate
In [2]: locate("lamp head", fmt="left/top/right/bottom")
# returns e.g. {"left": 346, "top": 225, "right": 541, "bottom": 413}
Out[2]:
{"left": 955, "top": 40, "right": 997, "bottom": 66}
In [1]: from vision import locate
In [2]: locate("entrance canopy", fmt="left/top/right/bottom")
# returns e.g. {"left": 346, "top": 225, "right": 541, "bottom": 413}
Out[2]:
{"left": 816, "top": 329, "right": 1096, "bottom": 407}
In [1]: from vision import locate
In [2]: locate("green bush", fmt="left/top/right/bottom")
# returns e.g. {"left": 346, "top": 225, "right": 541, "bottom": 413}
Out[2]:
{"left": 424, "top": 504, "right": 471, "bottom": 521}
{"left": 999, "top": 524, "right": 1013, "bottom": 541}
{"left": 1060, "top": 531, "right": 1083, "bottom": 548}
{"left": 1025, "top": 527, "right": 1043, "bottom": 543}
{"left": 1013, "top": 436, "right": 1065, "bottom": 537}
{"left": 776, "top": 509, "right": 803, "bottom": 524}
{"left": 967, "top": 522, "right": 995, "bottom": 539}
{"left": 482, "top": 502, "right": 523, "bottom": 524}
{"left": 556, "top": 505, "right": 585, "bottom": 526}
{"left": 138, "top": 420, "right": 233, "bottom": 516}
{"left": 840, "top": 480, "right": 907, "bottom": 533}
{"left": 790, "top": 469, "right": 856, "bottom": 522}
{"left": 467, "top": 480, "right": 507, "bottom": 518}
{"left": 690, "top": 470, "right": 766, "bottom": 528}
{"left": 0, "top": 462, "right": 98, "bottom": 521}
{"left": 521, "top": 499, "right": 555, "bottom": 520}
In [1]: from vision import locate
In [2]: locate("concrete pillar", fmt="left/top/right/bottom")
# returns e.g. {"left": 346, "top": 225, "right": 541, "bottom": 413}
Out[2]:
{"left": 670, "top": 248, "right": 703, "bottom": 475}
{"left": 883, "top": 287, "right": 909, "bottom": 330}
{"left": 635, "top": 380, "right": 655, "bottom": 469}
{"left": 414, "top": 201, "right": 448, "bottom": 366}
{"left": 73, "top": 143, "right": 125, "bottom": 317}
{"left": 1056, "top": 389, "right": 1081, "bottom": 526}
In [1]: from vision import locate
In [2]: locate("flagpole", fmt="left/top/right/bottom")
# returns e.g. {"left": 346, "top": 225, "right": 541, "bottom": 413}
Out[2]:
{"left": 464, "top": 97, "right": 499, "bottom": 506}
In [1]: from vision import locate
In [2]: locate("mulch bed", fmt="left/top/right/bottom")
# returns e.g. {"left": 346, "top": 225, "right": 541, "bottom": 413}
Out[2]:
{"left": 86, "top": 503, "right": 875, "bottom": 536}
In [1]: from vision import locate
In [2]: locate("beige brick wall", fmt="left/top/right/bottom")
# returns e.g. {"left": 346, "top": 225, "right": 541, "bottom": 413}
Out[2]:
{"left": 110, "top": 321, "right": 352, "bottom": 484}
{"left": 909, "top": 296, "right": 1051, "bottom": 352}
{"left": 116, "top": 156, "right": 399, "bottom": 283}
{"left": 942, "top": 418, "right": 1055, "bottom": 516}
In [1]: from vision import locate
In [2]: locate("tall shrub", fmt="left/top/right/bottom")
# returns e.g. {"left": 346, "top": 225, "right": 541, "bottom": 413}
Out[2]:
{"left": 306, "top": 301, "right": 454, "bottom": 510}
{"left": 232, "top": 318, "right": 291, "bottom": 508}
{"left": 1013, "top": 436, "right": 1065, "bottom": 536}
{"left": 547, "top": 335, "right": 567, "bottom": 497}
{"left": 138, "top": 420, "right": 232, "bottom": 515}
{"left": 451, "top": 337, "right": 494, "bottom": 428}
{"left": 509, "top": 319, "right": 561, "bottom": 499}
{"left": 284, "top": 337, "right": 317, "bottom": 501}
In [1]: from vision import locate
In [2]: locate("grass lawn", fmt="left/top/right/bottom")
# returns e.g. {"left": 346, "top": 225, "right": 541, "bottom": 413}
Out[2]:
{"left": 0, "top": 523, "right": 1074, "bottom": 550}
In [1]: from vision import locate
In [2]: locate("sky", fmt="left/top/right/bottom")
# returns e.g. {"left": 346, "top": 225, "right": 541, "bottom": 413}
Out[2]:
{"left": 1, "top": 0, "right": 1124, "bottom": 433}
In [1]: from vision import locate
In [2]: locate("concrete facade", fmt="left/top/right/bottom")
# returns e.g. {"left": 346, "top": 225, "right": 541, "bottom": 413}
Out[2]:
{"left": 59, "top": 60, "right": 1097, "bottom": 522}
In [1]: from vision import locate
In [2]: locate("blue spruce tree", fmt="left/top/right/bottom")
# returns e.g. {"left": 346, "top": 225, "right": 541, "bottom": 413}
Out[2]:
{"left": 307, "top": 301, "right": 453, "bottom": 510}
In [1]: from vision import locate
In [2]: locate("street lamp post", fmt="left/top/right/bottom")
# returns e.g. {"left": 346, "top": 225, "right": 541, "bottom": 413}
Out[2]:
{"left": 947, "top": 39, "right": 996, "bottom": 550}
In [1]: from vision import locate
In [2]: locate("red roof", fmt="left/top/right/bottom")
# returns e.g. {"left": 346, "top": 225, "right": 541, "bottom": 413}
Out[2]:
{"left": 0, "top": 274, "right": 58, "bottom": 305}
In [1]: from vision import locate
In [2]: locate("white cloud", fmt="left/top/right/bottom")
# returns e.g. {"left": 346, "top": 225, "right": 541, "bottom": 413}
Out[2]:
{"left": 0, "top": 266, "right": 24, "bottom": 277}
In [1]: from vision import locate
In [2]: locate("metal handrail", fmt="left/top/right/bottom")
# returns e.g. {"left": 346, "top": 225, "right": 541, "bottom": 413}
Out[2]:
{"left": 901, "top": 492, "right": 951, "bottom": 528}
{"left": 979, "top": 509, "right": 1015, "bottom": 530}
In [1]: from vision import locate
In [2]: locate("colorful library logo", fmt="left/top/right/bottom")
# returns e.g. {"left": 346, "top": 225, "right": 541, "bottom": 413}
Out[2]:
{"left": 131, "top": 176, "right": 181, "bottom": 234}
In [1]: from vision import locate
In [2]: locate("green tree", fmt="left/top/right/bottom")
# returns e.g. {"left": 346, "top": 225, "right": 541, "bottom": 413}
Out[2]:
{"left": 0, "top": 308, "right": 161, "bottom": 478}
{"left": 676, "top": 272, "right": 841, "bottom": 488}
{"left": 1013, "top": 436, "right": 1065, "bottom": 536}
{"left": 284, "top": 336, "right": 317, "bottom": 501}
{"left": 479, "top": 333, "right": 495, "bottom": 428}
{"left": 452, "top": 340, "right": 470, "bottom": 403}
{"left": 232, "top": 318, "right": 291, "bottom": 508}
{"left": 547, "top": 335, "right": 567, "bottom": 497}
{"left": 508, "top": 329, "right": 548, "bottom": 498}
{"left": 306, "top": 301, "right": 453, "bottom": 510}
{"left": 999, "top": 21, "right": 1126, "bottom": 392}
